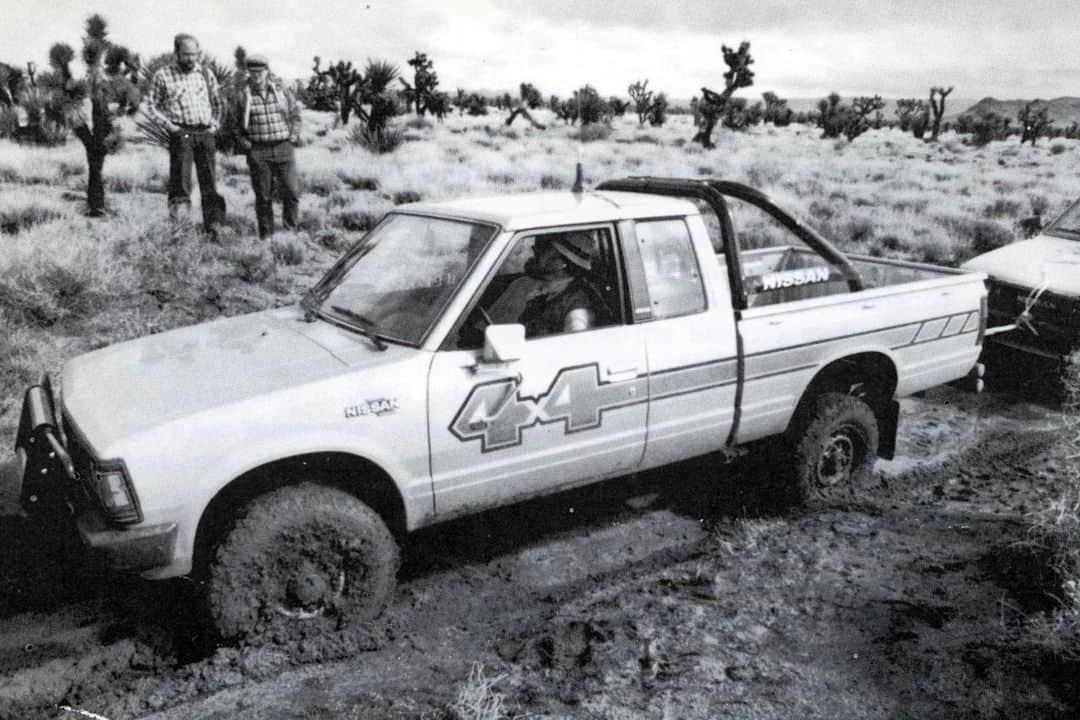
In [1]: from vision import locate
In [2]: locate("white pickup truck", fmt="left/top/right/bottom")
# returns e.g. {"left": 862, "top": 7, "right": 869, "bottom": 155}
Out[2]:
{"left": 14, "top": 178, "right": 988, "bottom": 638}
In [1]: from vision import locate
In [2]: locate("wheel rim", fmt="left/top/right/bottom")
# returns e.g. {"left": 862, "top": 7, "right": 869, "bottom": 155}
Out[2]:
{"left": 816, "top": 424, "right": 862, "bottom": 491}
{"left": 276, "top": 560, "right": 347, "bottom": 620}
{"left": 268, "top": 533, "right": 371, "bottom": 622}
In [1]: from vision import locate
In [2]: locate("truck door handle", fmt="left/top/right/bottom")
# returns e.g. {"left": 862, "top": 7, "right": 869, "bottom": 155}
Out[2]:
{"left": 862, "top": 303, "right": 876, "bottom": 310}
{"left": 768, "top": 320, "right": 783, "bottom": 326}
{"left": 606, "top": 366, "right": 639, "bottom": 381}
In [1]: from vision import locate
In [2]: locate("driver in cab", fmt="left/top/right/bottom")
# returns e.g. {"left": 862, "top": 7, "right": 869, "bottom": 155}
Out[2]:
{"left": 488, "top": 234, "right": 609, "bottom": 338}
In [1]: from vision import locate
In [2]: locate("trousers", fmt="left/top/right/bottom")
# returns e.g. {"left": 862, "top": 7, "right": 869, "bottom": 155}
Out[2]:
{"left": 167, "top": 129, "right": 226, "bottom": 230}
{"left": 246, "top": 141, "right": 299, "bottom": 238}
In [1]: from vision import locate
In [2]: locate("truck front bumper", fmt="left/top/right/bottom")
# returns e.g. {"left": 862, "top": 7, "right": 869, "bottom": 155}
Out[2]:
{"left": 13, "top": 377, "right": 177, "bottom": 573}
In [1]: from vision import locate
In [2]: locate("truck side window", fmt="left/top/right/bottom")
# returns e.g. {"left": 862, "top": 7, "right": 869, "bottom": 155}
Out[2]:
{"left": 455, "top": 227, "right": 621, "bottom": 348}
{"left": 635, "top": 219, "right": 706, "bottom": 319}
{"left": 727, "top": 197, "right": 851, "bottom": 308}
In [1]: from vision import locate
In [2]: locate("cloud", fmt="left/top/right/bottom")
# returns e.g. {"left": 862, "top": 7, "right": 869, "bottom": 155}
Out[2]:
{"left": 6, "top": 0, "right": 1080, "bottom": 100}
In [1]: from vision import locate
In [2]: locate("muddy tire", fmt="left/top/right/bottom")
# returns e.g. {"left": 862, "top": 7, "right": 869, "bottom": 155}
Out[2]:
{"left": 206, "top": 483, "right": 400, "bottom": 641}
{"left": 785, "top": 392, "right": 879, "bottom": 506}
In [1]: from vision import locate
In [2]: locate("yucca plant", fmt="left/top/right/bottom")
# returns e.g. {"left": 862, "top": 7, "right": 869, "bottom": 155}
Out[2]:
{"left": 47, "top": 14, "right": 140, "bottom": 215}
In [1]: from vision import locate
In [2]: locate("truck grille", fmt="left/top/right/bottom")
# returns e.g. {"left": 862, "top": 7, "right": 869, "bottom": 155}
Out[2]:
{"left": 987, "top": 281, "right": 1080, "bottom": 356}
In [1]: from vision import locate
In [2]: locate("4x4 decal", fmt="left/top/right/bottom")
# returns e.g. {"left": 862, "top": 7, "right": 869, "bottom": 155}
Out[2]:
{"left": 450, "top": 364, "right": 647, "bottom": 452}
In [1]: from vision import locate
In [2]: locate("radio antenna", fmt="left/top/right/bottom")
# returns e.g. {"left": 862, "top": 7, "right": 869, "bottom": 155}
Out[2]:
{"left": 572, "top": 86, "right": 584, "bottom": 193}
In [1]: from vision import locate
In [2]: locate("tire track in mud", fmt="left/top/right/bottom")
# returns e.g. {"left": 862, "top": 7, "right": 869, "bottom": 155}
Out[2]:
{"left": 0, "top": 388, "right": 1069, "bottom": 719}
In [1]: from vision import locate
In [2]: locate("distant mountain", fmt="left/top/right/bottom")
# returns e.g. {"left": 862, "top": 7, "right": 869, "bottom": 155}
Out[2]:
{"left": 959, "top": 97, "right": 1080, "bottom": 126}
{"left": 785, "top": 96, "right": 977, "bottom": 120}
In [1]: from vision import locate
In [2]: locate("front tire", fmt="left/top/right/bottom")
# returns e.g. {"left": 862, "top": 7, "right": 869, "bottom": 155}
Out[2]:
{"left": 206, "top": 483, "right": 400, "bottom": 641}
{"left": 786, "top": 392, "right": 879, "bottom": 506}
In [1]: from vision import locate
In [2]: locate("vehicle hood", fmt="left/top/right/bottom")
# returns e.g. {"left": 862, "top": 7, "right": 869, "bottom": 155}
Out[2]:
{"left": 961, "top": 235, "right": 1080, "bottom": 296}
{"left": 62, "top": 306, "right": 413, "bottom": 454}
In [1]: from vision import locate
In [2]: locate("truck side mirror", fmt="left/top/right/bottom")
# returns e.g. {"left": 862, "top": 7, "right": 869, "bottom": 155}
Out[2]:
{"left": 483, "top": 324, "right": 525, "bottom": 363}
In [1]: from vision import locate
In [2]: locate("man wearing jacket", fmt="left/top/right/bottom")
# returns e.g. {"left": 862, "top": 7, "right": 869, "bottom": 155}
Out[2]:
{"left": 232, "top": 54, "right": 302, "bottom": 238}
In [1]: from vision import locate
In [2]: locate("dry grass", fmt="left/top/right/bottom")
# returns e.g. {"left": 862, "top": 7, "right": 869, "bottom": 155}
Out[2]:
{"left": 1025, "top": 354, "right": 1080, "bottom": 659}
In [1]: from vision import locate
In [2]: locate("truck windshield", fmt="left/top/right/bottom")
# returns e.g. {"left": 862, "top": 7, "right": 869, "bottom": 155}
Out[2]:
{"left": 311, "top": 213, "right": 497, "bottom": 345}
{"left": 1047, "top": 197, "right": 1080, "bottom": 239}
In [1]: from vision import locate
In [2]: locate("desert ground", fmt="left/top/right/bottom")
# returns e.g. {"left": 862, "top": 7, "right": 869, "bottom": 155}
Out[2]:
{"left": 1, "top": 109, "right": 1079, "bottom": 718}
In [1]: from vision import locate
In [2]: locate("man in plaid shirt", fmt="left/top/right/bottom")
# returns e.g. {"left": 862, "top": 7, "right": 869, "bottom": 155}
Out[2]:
{"left": 229, "top": 54, "right": 302, "bottom": 238}
{"left": 148, "top": 33, "right": 225, "bottom": 233}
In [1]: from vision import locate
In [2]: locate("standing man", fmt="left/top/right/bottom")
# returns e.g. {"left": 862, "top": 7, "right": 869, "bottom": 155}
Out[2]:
{"left": 232, "top": 54, "right": 302, "bottom": 238}
{"left": 148, "top": 33, "right": 226, "bottom": 234}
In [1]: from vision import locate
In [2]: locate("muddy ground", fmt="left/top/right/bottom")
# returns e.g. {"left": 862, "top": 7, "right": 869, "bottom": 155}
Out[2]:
{"left": 0, "top": 384, "right": 1077, "bottom": 719}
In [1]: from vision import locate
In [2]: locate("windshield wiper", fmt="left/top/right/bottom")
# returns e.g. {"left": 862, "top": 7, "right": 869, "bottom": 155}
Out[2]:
{"left": 330, "top": 305, "right": 388, "bottom": 351}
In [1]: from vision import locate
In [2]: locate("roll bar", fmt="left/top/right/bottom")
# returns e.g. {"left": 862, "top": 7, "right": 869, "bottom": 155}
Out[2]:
{"left": 595, "top": 177, "right": 864, "bottom": 310}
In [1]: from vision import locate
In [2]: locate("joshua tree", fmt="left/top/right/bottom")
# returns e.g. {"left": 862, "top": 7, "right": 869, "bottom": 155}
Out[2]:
{"left": 648, "top": 92, "right": 668, "bottom": 127}
{"left": 895, "top": 98, "right": 929, "bottom": 138}
{"left": 1018, "top": 101, "right": 1051, "bottom": 146}
{"left": 816, "top": 92, "right": 847, "bottom": 138}
{"left": 45, "top": 15, "right": 139, "bottom": 215}
{"left": 399, "top": 52, "right": 440, "bottom": 117}
{"left": 761, "top": 91, "right": 792, "bottom": 126}
{"left": 846, "top": 95, "right": 885, "bottom": 141}
{"left": 519, "top": 82, "right": 542, "bottom": 109}
{"left": 608, "top": 97, "right": 629, "bottom": 117}
{"left": 628, "top": 79, "right": 654, "bottom": 125}
{"left": 928, "top": 86, "right": 953, "bottom": 141}
{"left": 351, "top": 59, "right": 400, "bottom": 138}
{"left": 693, "top": 41, "right": 754, "bottom": 148}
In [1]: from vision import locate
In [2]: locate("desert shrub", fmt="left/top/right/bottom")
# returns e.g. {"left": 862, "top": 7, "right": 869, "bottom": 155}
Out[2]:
{"left": 337, "top": 172, "right": 380, "bottom": 191}
{"left": 405, "top": 116, "right": 433, "bottom": 131}
{"left": 844, "top": 216, "right": 875, "bottom": 243}
{"left": 879, "top": 234, "right": 907, "bottom": 252}
{"left": 487, "top": 173, "right": 515, "bottom": 186}
{"left": 302, "top": 171, "right": 343, "bottom": 197}
{"left": 393, "top": 190, "right": 422, "bottom": 205}
{"left": 0, "top": 204, "right": 64, "bottom": 234}
{"left": 969, "top": 220, "right": 1014, "bottom": 255}
{"left": 912, "top": 236, "right": 951, "bottom": 265}
{"left": 315, "top": 229, "right": 346, "bottom": 250}
{"left": 333, "top": 209, "right": 379, "bottom": 232}
{"left": 1030, "top": 194, "right": 1050, "bottom": 217}
{"left": 539, "top": 174, "right": 564, "bottom": 190}
{"left": 348, "top": 123, "right": 405, "bottom": 154}
{"left": 577, "top": 123, "right": 612, "bottom": 142}
{"left": 808, "top": 201, "right": 835, "bottom": 221}
{"left": 0, "top": 106, "right": 17, "bottom": 139}
{"left": 983, "top": 198, "right": 1023, "bottom": 219}
{"left": 633, "top": 133, "right": 661, "bottom": 145}
{"left": 439, "top": 663, "right": 509, "bottom": 720}
{"left": 228, "top": 247, "right": 275, "bottom": 283}
{"left": 0, "top": 262, "right": 98, "bottom": 327}
{"left": 270, "top": 238, "right": 304, "bottom": 266}
{"left": 325, "top": 191, "right": 352, "bottom": 209}
{"left": 57, "top": 161, "right": 84, "bottom": 179}
{"left": 1050, "top": 142, "right": 1068, "bottom": 155}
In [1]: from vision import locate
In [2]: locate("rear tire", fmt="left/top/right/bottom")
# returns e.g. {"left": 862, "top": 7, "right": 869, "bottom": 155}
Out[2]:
{"left": 785, "top": 392, "right": 879, "bottom": 506}
{"left": 206, "top": 483, "right": 400, "bottom": 641}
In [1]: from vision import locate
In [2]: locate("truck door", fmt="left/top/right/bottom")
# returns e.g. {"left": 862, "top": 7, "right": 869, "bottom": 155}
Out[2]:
{"left": 427, "top": 225, "right": 648, "bottom": 518}
{"left": 621, "top": 217, "right": 740, "bottom": 470}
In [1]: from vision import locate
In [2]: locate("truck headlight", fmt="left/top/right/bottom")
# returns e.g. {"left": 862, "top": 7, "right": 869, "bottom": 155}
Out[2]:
{"left": 93, "top": 461, "right": 141, "bottom": 524}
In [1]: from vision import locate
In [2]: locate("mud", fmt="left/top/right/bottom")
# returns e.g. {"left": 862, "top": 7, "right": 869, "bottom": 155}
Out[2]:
{"left": 0, "top": 385, "right": 1077, "bottom": 719}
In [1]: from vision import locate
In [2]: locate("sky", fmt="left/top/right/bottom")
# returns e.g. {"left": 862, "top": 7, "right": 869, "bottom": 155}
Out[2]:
{"left": 3, "top": 0, "right": 1078, "bottom": 101}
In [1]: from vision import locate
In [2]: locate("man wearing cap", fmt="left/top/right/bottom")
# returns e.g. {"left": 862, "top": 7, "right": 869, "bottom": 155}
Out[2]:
{"left": 488, "top": 233, "right": 610, "bottom": 337}
{"left": 148, "top": 33, "right": 226, "bottom": 233}
{"left": 231, "top": 53, "right": 302, "bottom": 238}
